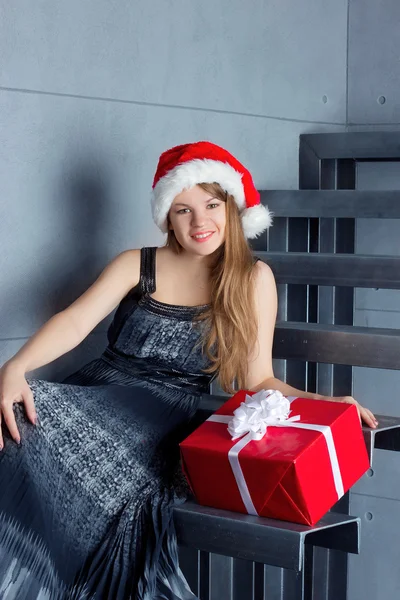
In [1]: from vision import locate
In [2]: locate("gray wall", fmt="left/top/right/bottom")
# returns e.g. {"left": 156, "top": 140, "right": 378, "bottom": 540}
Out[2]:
{"left": 347, "top": 1, "right": 400, "bottom": 598}
{"left": 0, "top": 0, "right": 346, "bottom": 380}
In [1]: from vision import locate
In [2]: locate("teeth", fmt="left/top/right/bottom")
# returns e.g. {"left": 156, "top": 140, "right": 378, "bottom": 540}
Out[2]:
{"left": 193, "top": 233, "right": 212, "bottom": 239}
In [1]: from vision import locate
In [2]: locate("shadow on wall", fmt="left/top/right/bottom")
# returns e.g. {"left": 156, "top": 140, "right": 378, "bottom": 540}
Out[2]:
{"left": 2, "top": 155, "right": 116, "bottom": 382}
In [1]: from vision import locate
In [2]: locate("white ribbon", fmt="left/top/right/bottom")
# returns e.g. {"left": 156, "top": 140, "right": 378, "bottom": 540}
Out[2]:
{"left": 226, "top": 389, "right": 300, "bottom": 440}
{"left": 207, "top": 389, "right": 344, "bottom": 516}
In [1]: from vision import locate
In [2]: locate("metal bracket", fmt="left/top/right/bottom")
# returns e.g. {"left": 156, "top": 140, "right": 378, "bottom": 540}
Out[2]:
{"left": 174, "top": 501, "right": 360, "bottom": 573}
{"left": 362, "top": 414, "right": 400, "bottom": 463}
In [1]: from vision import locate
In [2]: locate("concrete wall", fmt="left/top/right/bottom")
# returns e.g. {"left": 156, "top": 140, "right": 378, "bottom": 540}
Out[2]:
{"left": 0, "top": 0, "right": 347, "bottom": 380}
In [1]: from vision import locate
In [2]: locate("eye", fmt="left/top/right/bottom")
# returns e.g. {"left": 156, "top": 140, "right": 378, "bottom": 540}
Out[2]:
{"left": 176, "top": 203, "right": 219, "bottom": 214}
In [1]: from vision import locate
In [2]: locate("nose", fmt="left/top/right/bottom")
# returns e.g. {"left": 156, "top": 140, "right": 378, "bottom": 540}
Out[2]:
{"left": 190, "top": 210, "right": 206, "bottom": 228}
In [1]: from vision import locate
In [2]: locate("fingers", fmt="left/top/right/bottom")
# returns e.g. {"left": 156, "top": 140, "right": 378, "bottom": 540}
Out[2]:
{"left": 2, "top": 404, "right": 21, "bottom": 444}
{"left": 0, "top": 384, "right": 36, "bottom": 447}
{"left": 361, "top": 407, "right": 378, "bottom": 429}
{"left": 22, "top": 386, "right": 37, "bottom": 425}
{"left": 339, "top": 397, "right": 363, "bottom": 426}
{"left": 337, "top": 397, "right": 378, "bottom": 429}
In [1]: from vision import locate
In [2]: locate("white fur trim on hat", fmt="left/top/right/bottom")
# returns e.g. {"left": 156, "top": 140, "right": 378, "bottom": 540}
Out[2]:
{"left": 240, "top": 204, "right": 273, "bottom": 239}
{"left": 151, "top": 158, "right": 246, "bottom": 233}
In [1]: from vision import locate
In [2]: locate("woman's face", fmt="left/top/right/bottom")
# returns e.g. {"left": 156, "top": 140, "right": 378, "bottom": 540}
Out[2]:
{"left": 168, "top": 185, "right": 226, "bottom": 255}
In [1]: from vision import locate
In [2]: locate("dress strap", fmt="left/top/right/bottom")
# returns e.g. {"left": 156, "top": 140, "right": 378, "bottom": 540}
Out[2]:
{"left": 139, "top": 247, "right": 157, "bottom": 294}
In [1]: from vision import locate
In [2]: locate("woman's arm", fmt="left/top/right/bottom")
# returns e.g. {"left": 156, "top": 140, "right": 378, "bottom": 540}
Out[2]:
{"left": 0, "top": 249, "right": 142, "bottom": 446}
{"left": 4, "top": 249, "right": 141, "bottom": 375}
{"left": 0, "top": 249, "right": 141, "bottom": 445}
{"left": 251, "top": 376, "right": 323, "bottom": 400}
{"left": 245, "top": 261, "right": 378, "bottom": 429}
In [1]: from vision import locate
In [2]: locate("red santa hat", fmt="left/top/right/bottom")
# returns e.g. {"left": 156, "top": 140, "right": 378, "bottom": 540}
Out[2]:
{"left": 151, "top": 141, "right": 272, "bottom": 239}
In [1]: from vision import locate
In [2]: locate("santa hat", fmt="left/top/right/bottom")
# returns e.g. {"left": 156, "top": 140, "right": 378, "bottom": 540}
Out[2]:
{"left": 151, "top": 141, "right": 272, "bottom": 239}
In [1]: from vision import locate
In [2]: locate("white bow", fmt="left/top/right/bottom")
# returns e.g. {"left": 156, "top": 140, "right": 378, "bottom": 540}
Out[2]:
{"left": 227, "top": 389, "right": 300, "bottom": 441}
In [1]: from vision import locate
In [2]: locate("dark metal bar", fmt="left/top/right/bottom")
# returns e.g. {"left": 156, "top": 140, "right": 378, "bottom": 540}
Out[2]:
{"left": 362, "top": 415, "right": 400, "bottom": 463}
{"left": 261, "top": 190, "right": 400, "bottom": 218}
{"left": 287, "top": 218, "right": 310, "bottom": 392}
{"left": 293, "top": 131, "right": 320, "bottom": 400}
{"left": 199, "top": 551, "right": 210, "bottom": 600}
{"left": 259, "top": 252, "right": 400, "bottom": 289}
{"left": 231, "top": 559, "right": 256, "bottom": 600}
{"left": 300, "top": 153, "right": 334, "bottom": 402}
{"left": 252, "top": 563, "right": 265, "bottom": 600}
{"left": 273, "top": 322, "right": 400, "bottom": 370}
{"left": 266, "top": 215, "right": 290, "bottom": 383}
{"left": 332, "top": 159, "right": 355, "bottom": 400}
{"left": 300, "top": 132, "right": 400, "bottom": 160}
{"left": 178, "top": 546, "right": 200, "bottom": 594}
{"left": 174, "top": 501, "right": 360, "bottom": 572}
{"left": 299, "top": 134, "right": 321, "bottom": 190}
{"left": 300, "top": 545, "right": 314, "bottom": 600}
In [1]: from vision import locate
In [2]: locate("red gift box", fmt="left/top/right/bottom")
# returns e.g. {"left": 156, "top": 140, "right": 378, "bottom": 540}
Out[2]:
{"left": 180, "top": 390, "right": 370, "bottom": 526}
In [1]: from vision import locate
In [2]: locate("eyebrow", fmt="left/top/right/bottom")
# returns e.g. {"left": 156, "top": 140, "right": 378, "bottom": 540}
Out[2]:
{"left": 174, "top": 197, "right": 218, "bottom": 207}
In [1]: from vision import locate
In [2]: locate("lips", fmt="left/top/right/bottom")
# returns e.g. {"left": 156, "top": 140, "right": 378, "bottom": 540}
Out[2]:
{"left": 191, "top": 231, "right": 214, "bottom": 242}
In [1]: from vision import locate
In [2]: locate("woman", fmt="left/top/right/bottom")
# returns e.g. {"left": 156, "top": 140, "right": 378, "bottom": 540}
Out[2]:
{"left": 0, "top": 141, "right": 377, "bottom": 599}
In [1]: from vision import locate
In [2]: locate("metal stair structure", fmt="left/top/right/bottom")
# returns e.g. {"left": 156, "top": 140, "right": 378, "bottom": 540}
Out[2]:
{"left": 174, "top": 132, "right": 400, "bottom": 600}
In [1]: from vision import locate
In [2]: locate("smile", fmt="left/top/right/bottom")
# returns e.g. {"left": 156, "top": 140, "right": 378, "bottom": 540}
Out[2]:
{"left": 191, "top": 232, "right": 214, "bottom": 241}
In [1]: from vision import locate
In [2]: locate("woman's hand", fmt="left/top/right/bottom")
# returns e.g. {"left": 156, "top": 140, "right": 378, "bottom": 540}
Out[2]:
{"left": 0, "top": 362, "right": 36, "bottom": 449}
{"left": 325, "top": 396, "right": 378, "bottom": 429}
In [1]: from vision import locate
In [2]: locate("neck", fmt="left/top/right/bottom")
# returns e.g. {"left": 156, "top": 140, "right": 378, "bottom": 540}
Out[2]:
{"left": 178, "top": 250, "right": 215, "bottom": 273}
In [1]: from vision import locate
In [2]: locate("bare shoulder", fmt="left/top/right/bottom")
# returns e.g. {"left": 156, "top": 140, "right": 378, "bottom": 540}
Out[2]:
{"left": 107, "top": 248, "right": 141, "bottom": 288}
{"left": 250, "top": 260, "right": 278, "bottom": 327}
{"left": 115, "top": 247, "right": 141, "bottom": 271}
{"left": 155, "top": 245, "right": 175, "bottom": 263}
{"left": 253, "top": 259, "right": 276, "bottom": 291}
{"left": 63, "top": 248, "right": 143, "bottom": 338}
{"left": 154, "top": 245, "right": 181, "bottom": 274}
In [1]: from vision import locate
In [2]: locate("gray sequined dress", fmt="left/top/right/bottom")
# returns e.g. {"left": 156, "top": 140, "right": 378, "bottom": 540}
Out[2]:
{"left": 0, "top": 247, "right": 214, "bottom": 600}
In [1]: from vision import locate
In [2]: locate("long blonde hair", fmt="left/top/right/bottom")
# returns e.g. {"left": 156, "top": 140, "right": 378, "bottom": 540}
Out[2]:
{"left": 166, "top": 182, "right": 259, "bottom": 394}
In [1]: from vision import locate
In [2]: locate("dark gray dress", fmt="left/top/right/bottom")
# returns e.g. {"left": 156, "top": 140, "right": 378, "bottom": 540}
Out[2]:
{"left": 0, "top": 247, "right": 214, "bottom": 600}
